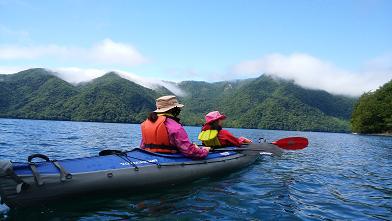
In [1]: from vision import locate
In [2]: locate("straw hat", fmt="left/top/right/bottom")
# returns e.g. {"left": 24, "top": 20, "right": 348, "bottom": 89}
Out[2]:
{"left": 154, "top": 95, "right": 184, "bottom": 113}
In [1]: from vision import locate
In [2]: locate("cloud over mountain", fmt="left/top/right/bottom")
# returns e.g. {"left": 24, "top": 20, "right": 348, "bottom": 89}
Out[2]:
{"left": 1, "top": 40, "right": 391, "bottom": 97}
{"left": 232, "top": 53, "right": 392, "bottom": 96}
{"left": 50, "top": 67, "right": 186, "bottom": 96}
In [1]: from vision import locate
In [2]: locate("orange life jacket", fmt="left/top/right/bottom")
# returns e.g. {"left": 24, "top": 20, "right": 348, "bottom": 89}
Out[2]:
{"left": 141, "top": 116, "right": 178, "bottom": 153}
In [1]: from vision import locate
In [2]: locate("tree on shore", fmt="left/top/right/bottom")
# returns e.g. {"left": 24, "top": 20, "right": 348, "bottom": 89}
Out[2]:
{"left": 351, "top": 80, "right": 392, "bottom": 134}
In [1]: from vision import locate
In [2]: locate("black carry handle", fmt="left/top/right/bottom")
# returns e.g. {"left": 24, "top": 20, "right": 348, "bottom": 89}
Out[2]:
{"left": 28, "top": 154, "right": 50, "bottom": 163}
{"left": 27, "top": 154, "right": 49, "bottom": 186}
{"left": 27, "top": 153, "right": 72, "bottom": 185}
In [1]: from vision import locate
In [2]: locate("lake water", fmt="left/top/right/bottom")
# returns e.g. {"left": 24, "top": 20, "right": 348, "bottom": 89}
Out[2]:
{"left": 0, "top": 118, "right": 391, "bottom": 220}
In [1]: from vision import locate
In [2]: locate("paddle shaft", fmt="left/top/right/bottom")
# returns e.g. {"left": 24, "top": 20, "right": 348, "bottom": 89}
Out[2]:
{"left": 213, "top": 148, "right": 271, "bottom": 152}
{"left": 212, "top": 143, "right": 283, "bottom": 156}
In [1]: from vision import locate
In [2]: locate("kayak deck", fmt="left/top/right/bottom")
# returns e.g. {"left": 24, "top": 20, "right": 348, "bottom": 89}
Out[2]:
{"left": 0, "top": 145, "right": 268, "bottom": 208}
{"left": 12, "top": 148, "right": 239, "bottom": 176}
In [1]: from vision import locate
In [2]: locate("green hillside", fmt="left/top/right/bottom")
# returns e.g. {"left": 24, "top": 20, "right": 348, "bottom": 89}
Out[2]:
{"left": 351, "top": 80, "right": 392, "bottom": 134}
{"left": 0, "top": 69, "right": 159, "bottom": 123}
{"left": 0, "top": 68, "right": 357, "bottom": 132}
{"left": 179, "top": 76, "right": 355, "bottom": 132}
{"left": 63, "top": 73, "right": 158, "bottom": 123}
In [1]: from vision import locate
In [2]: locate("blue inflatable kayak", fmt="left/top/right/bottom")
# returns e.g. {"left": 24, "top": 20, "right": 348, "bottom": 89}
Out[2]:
{"left": 0, "top": 143, "right": 275, "bottom": 208}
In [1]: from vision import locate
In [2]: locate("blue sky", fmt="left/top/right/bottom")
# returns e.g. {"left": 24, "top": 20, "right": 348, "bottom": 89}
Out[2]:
{"left": 0, "top": 0, "right": 391, "bottom": 95}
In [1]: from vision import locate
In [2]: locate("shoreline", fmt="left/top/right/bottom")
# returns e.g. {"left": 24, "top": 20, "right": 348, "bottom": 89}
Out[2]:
{"left": 0, "top": 116, "right": 351, "bottom": 134}
{"left": 372, "top": 133, "right": 392, "bottom": 137}
{"left": 353, "top": 132, "right": 392, "bottom": 137}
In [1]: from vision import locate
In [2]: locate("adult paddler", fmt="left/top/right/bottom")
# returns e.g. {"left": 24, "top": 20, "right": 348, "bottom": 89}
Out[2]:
{"left": 140, "top": 95, "right": 210, "bottom": 159}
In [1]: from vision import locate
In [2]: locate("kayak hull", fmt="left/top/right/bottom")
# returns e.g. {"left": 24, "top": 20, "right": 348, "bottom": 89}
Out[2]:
{"left": 0, "top": 144, "right": 268, "bottom": 208}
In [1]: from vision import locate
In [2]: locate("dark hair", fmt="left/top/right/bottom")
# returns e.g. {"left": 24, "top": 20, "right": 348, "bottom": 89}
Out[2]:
{"left": 147, "top": 107, "right": 182, "bottom": 123}
{"left": 209, "top": 120, "right": 222, "bottom": 130}
{"left": 148, "top": 112, "right": 159, "bottom": 122}
{"left": 168, "top": 107, "right": 181, "bottom": 117}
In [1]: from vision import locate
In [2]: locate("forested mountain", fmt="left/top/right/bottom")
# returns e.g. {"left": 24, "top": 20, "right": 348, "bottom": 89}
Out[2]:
{"left": 0, "top": 68, "right": 357, "bottom": 132}
{"left": 0, "top": 69, "right": 159, "bottom": 123}
{"left": 351, "top": 80, "right": 392, "bottom": 134}
{"left": 179, "top": 76, "right": 355, "bottom": 132}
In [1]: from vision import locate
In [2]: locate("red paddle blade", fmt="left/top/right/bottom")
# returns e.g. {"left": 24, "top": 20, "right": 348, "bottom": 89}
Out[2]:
{"left": 272, "top": 137, "right": 308, "bottom": 150}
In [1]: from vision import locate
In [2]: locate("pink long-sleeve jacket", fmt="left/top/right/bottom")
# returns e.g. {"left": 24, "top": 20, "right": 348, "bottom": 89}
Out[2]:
{"left": 141, "top": 118, "right": 208, "bottom": 159}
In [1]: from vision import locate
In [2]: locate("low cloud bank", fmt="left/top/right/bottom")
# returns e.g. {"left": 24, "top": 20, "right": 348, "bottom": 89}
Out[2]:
{"left": 51, "top": 67, "right": 186, "bottom": 96}
{"left": 1, "top": 51, "right": 390, "bottom": 97}
{"left": 232, "top": 53, "right": 392, "bottom": 96}
{"left": 0, "top": 39, "right": 147, "bottom": 67}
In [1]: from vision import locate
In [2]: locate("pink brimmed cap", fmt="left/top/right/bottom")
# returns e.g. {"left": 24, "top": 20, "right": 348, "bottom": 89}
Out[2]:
{"left": 205, "top": 111, "right": 227, "bottom": 124}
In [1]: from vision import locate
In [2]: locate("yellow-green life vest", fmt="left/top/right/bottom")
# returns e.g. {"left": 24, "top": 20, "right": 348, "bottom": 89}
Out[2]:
{"left": 198, "top": 129, "right": 221, "bottom": 147}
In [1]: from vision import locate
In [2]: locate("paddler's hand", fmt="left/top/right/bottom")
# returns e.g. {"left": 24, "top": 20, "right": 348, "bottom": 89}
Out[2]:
{"left": 203, "top": 146, "right": 211, "bottom": 152}
{"left": 193, "top": 144, "right": 211, "bottom": 152}
{"left": 239, "top": 137, "right": 252, "bottom": 144}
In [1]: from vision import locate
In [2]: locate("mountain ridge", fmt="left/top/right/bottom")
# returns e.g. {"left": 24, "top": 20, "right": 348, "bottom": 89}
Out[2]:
{"left": 0, "top": 68, "right": 357, "bottom": 132}
{"left": 178, "top": 75, "right": 355, "bottom": 131}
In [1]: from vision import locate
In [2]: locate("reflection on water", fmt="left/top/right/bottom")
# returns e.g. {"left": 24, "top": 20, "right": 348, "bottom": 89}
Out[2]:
{"left": 0, "top": 118, "right": 391, "bottom": 220}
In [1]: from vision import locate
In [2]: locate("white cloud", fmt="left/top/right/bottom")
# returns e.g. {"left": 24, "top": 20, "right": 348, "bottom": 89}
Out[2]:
{"left": 90, "top": 39, "right": 146, "bottom": 66}
{"left": 0, "top": 66, "right": 30, "bottom": 74}
{"left": 0, "top": 39, "right": 147, "bottom": 67}
{"left": 1, "top": 52, "right": 390, "bottom": 97}
{"left": 232, "top": 53, "right": 392, "bottom": 96}
{"left": 363, "top": 53, "right": 392, "bottom": 74}
{"left": 159, "top": 81, "right": 187, "bottom": 97}
{"left": 0, "top": 44, "right": 70, "bottom": 60}
{"left": 50, "top": 67, "right": 186, "bottom": 96}
{"left": 50, "top": 67, "right": 107, "bottom": 83}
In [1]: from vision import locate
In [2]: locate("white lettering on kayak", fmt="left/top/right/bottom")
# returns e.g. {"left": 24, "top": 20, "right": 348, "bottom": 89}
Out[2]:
{"left": 259, "top": 152, "right": 273, "bottom": 155}
{"left": 120, "top": 159, "right": 158, "bottom": 166}
{"left": 220, "top": 152, "right": 230, "bottom": 156}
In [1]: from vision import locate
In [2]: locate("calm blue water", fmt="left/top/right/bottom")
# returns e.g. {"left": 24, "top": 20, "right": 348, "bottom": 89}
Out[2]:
{"left": 0, "top": 118, "right": 391, "bottom": 220}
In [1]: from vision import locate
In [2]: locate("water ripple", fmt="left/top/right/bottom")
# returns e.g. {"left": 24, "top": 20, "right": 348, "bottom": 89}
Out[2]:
{"left": 0, "top": 118, "right": 391, "bottom": 220}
